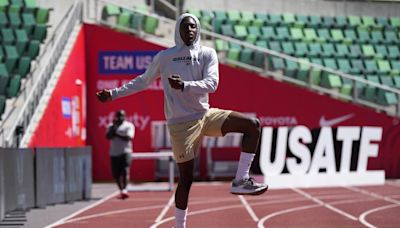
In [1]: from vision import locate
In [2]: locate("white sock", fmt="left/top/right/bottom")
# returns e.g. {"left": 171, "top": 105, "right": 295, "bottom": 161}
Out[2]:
{"left": 122, "top": 189, "right": 128, "bottom": 194}
{"left": 175, "top": 207, "right": 187, "bottom": 228}
{"left": 235, "top": 152, "right": 255, "bottom": 181}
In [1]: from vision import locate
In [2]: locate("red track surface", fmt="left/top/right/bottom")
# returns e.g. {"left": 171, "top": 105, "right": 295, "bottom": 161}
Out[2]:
{"left": 54, "top": 181, "right": 400, "bottom": 228}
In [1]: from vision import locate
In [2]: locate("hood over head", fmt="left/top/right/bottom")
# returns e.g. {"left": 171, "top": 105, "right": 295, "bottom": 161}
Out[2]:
{"left": 174, "top": 13, "right": 201, "bottom": 49}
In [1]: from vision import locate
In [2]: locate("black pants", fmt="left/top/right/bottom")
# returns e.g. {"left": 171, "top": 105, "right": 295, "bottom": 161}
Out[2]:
{"left": 111, "top": 153, "right": 132, "bottom": 179}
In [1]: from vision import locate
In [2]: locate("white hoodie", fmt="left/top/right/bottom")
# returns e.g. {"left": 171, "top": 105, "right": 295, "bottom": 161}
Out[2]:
{"left": 110, "top": 13, "right": 219, "bottom": 124}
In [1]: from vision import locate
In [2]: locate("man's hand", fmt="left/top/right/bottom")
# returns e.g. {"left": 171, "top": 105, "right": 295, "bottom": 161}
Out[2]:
{"left": 168, "top": 75, "right": 184, "bottom": 91}
{"left": 96, "top": 89, "right": 112, "bottom": 102}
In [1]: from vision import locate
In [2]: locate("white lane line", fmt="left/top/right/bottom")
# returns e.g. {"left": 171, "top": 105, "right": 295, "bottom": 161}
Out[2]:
{"left": 385, "top": 181, "right": 400, "bottom": 188}
{"left": 359, "top": 204, "right": 400, "bottom": 228}
{"left": 292, "top": 188, "right": 358, "bottom": 221}
{"left": 238, "top": 195, "right": 259, "bottom": 222}
{"left": 64, "top": 205, "right": 164, "bottom": 223}
{"left": 155, "top": 192, "right": 175, "bottom": 223}
{"left": 257, "top": 197, "right": 376, "bottom": 228}
{"left": 257, "top": 204, "right": 320, "bottom": 228}
{"left": 345, "top": 186, "right": 400, "bottom": 204}
{"left": 44, "top": 191, "right": 119, "bottom": 228}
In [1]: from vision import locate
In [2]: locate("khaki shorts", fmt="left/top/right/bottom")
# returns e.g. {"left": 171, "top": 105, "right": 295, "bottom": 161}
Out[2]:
{"left": 168, "top": 108, "right": 232, "bottom": 163}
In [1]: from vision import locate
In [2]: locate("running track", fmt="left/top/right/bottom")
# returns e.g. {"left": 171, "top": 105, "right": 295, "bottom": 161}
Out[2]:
{"left": 49, "top": 180, "right": 400, "bottom": 228}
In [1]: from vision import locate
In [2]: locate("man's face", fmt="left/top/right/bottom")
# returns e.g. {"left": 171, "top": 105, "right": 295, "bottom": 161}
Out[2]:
{"left": 179, "top": 16, "right": 198, "bottom": 46}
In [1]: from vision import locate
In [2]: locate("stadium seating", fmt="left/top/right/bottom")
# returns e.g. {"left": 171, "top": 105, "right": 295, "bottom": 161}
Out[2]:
{"left": 184, "top": 9, "right": 400, "bottom": 106}
{"left": 0, "top": 0, "right": 51, "bottom": 118}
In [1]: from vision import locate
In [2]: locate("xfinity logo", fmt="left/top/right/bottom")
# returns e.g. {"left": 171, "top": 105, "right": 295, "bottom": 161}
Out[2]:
{"left": 98, "top": 112, "right": 150, "bottom": 131}
{"left": 260, "top": 126, "right": 382, "bottom": 175}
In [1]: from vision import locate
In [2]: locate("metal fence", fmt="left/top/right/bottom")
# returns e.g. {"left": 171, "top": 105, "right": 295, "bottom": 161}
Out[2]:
{"left": 0, "top": 147, "right": 91, "bottom": 221}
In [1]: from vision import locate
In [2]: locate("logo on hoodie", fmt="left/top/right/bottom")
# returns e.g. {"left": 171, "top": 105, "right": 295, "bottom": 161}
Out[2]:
{"left": 172, "top": 56, "right": 199, "bottom": 65}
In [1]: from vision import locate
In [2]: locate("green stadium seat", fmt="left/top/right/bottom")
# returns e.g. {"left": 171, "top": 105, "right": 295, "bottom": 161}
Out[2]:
{"left": 221, "top": 24, "right": 234, "bottom": 37}
{"left": 375, "top": 45, "right": 388, "bottom": 59}
{"left": 234, "top": 25, "right": 248, "bottom": 40}
{"left": 144, "top": 16, "right": 158, "bottom": 34}
{"left": 32, "top": 24, "right": 47, "bottom": 42}
{"left": 303, "top": 28, "right": 319, "bottom": 43}
{"left": 255, "top": 12, "right": 268, "bottom": 23}
{"left": 335, "top": 44, "right": 350, "bottom": 58}
{"left": 380, "top": 75, "right": 394, "bottom": 87}
{"left": 0, "top": 11, "right": 7, "bottom": 27}
{"left": 309, "top": 58, "right": 323, "bottom": 85}
{"left": 269, "top": 57, "right": 285, "bottom": 70}
{"left": 248, "top": 26, "right": 261, "bottom": 38}
{"left": 102, "top": 4, "right": 120, "bottom": 21}
{"left": 4, "top": 45, "right": 18, "bottom": 73}
{"left": 22, "top": 12, "right": 35, "bottom": 36}
{"left": 260, "top": 26, "right": 276, "bottom": 40}
{"left": 240, "top": 11, "right": 255, "bottom": 26}
{"left": 337, "top": 58, "right": 353, "bottom": 74}
{"left": 363, "top": 75, "right": 379, "bottom": 102}
{"left": 268, "top": 41, "right": 282, "bottom": 53}
{"left": 321, "top": 73, "right": 342, "bottom": 89}
{"left": 370, "top": 30, "right": 384, "bottom": 44}
{"left": 351, "top": 59, "right": 365, "bottom": 73}
{"left": 384, "top": 30, "right": 399, "bottom": 44}
{"left": 25, "top": 40, "right": 40, "bottom": 59}
{"left": 309, "top": 15, "right": 322, "bottom": 28}
{"left": 389, "top": 17, "right": 400, "bottom": 28}
{"left": 317, "top": 28, "right": 332, "bottom": 42}
{"left": 290, "top": 27, "right": 303, "bottom": 41}
{"left": 281, "top": 41, "right": 295, "bottom": 56}
{"left": 378, "top": 91, "right": 398, "bottom": 105}
{"left": 275, "top": 26, "right": 291, "bottom": 41}
{"left": 309, "top": 43, "right": 322, "bottom": 57}
{"left": 361, "top": 44, "right": 376, "bottom": 58}
{"left": 227, "top": 48, "right": 240, "bottom": 62}
{"left": 376, "top": 17, "right": 390, "bottom": 28}
{"left": 349, "top": 44, "right": 362, "bottom": 58}
{"left": 24, "top": 0, "right": 37, "bottom": 13}
{"left": 377, "top": 60, "right": 391, "bottom": 75}
{"left": 331, "top": 29, "right": 345, "bottom": 43}
{"left": 1, "top": 28, "right": 15, "bottom": 45}
{"left": 200, "top": 10, "right": 213, "bottom": 29}
{"left": 387, "top": 45, "right": 400, "bottom": 59}
{"left": 335, "top": 16, "right": 348, "bottom": 29}
{"left": 239, "top": 48, "right": 253, "bottom": 65}
{"left": 116, "top": 11, "right": 131, "bottom": 32}
{"left": 212, "top": 18, "right": 224, "bottom": 34}
{"left": 255, "top": 40, "right": 267, "bottom": 48}
{"left": 361, "top": 16, "right": 377, "bottom": 28}
{"left": 364, "top": 59, "right": 379, "bottom": 74}
{"left": 6, "top": 75, "right": 21, "bottom": 97}
{"left": 187, "top": 9, "right": 201, "bottom": 19}
{"left": 229, "top": 42, "right": 241, "bottom": 50}
{"left": 393, "top": 77, "right": 400, "bottom": 88}
{"left": 15, "top": 29, "right": 28, "bottom": 55}
{"left": 130, "top": 12, "right": 144, "bottom": 30}
{"left": 344, "top": 28, "right": 357, "bottom": 43}
{"left": 297, "top": 58, "right": 311, "bottom": 81}
{"left": 295, "top": 15, "right": 308, "bottom": 28}
{"left": 227, "top": 10, "right": 241, "bottom": 25}
{"left": 294, "top": 42, "right": 308, "bottom": 57}
{"left": 321, "top": 43, "right": 335, "bottom": 58}
{"left": 282, "top": 13, "right": 296, "bottom": 26}
{"left": 322, "top": 16, "right": 335, "bottom": 28}
{"left": 214, "top": 10, "right": 227, "bottom": 21}
{"left": 214, "top": 39, "right": 229, "bottom": 52}
{"left": 253, "top": 49, "right": 265, "bottom": 68}
{"left": 323, "top": 58, "right": 338, "bottom": 70}
{"left": 267, "top": 14, "right": 282, "bottom": 27}
{"left": 348, "top": 15, "right": 362, "bottom": 28}
{"left": 36, "top": 8, "right": 50, "bottom": 24}
{"left": 391, "top": 60, "right": 400, "bottom": 76}
{"left": 0, "top": 0, "right": 7, "bottom": 11}
{"left": 357, "top": 28, "right": 371, "bottom": 43}
{"left": 17, "top": 56, "right": 30, "bottom": 78}
{"left": 284, "top": 59, "right": 298, "bottom": 77}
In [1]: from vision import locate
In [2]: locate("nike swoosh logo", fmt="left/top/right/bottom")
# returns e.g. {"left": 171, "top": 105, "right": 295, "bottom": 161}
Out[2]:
{"left": 319, "top": 114, "right": 355, "bottom": 127}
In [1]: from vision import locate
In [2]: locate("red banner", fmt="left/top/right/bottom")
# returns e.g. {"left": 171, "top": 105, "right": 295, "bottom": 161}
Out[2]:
{"left": 84, "top": 24, "right": 400, "bottom": 180}
{"left": 29, "top": 26, "right": 87, "bottom": 147}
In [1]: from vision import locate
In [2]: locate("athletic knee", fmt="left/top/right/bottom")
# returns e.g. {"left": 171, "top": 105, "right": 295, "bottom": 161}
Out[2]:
{"left": 179, "top": 176, "right": 193, "bottom": 189}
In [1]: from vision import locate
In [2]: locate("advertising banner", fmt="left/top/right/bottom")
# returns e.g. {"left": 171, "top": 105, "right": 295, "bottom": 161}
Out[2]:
{"left": 28, "top": 26, "right": 87, "bottom": 147}
{"left": 84, "top": 24, "right": 400, "bottom": 181}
